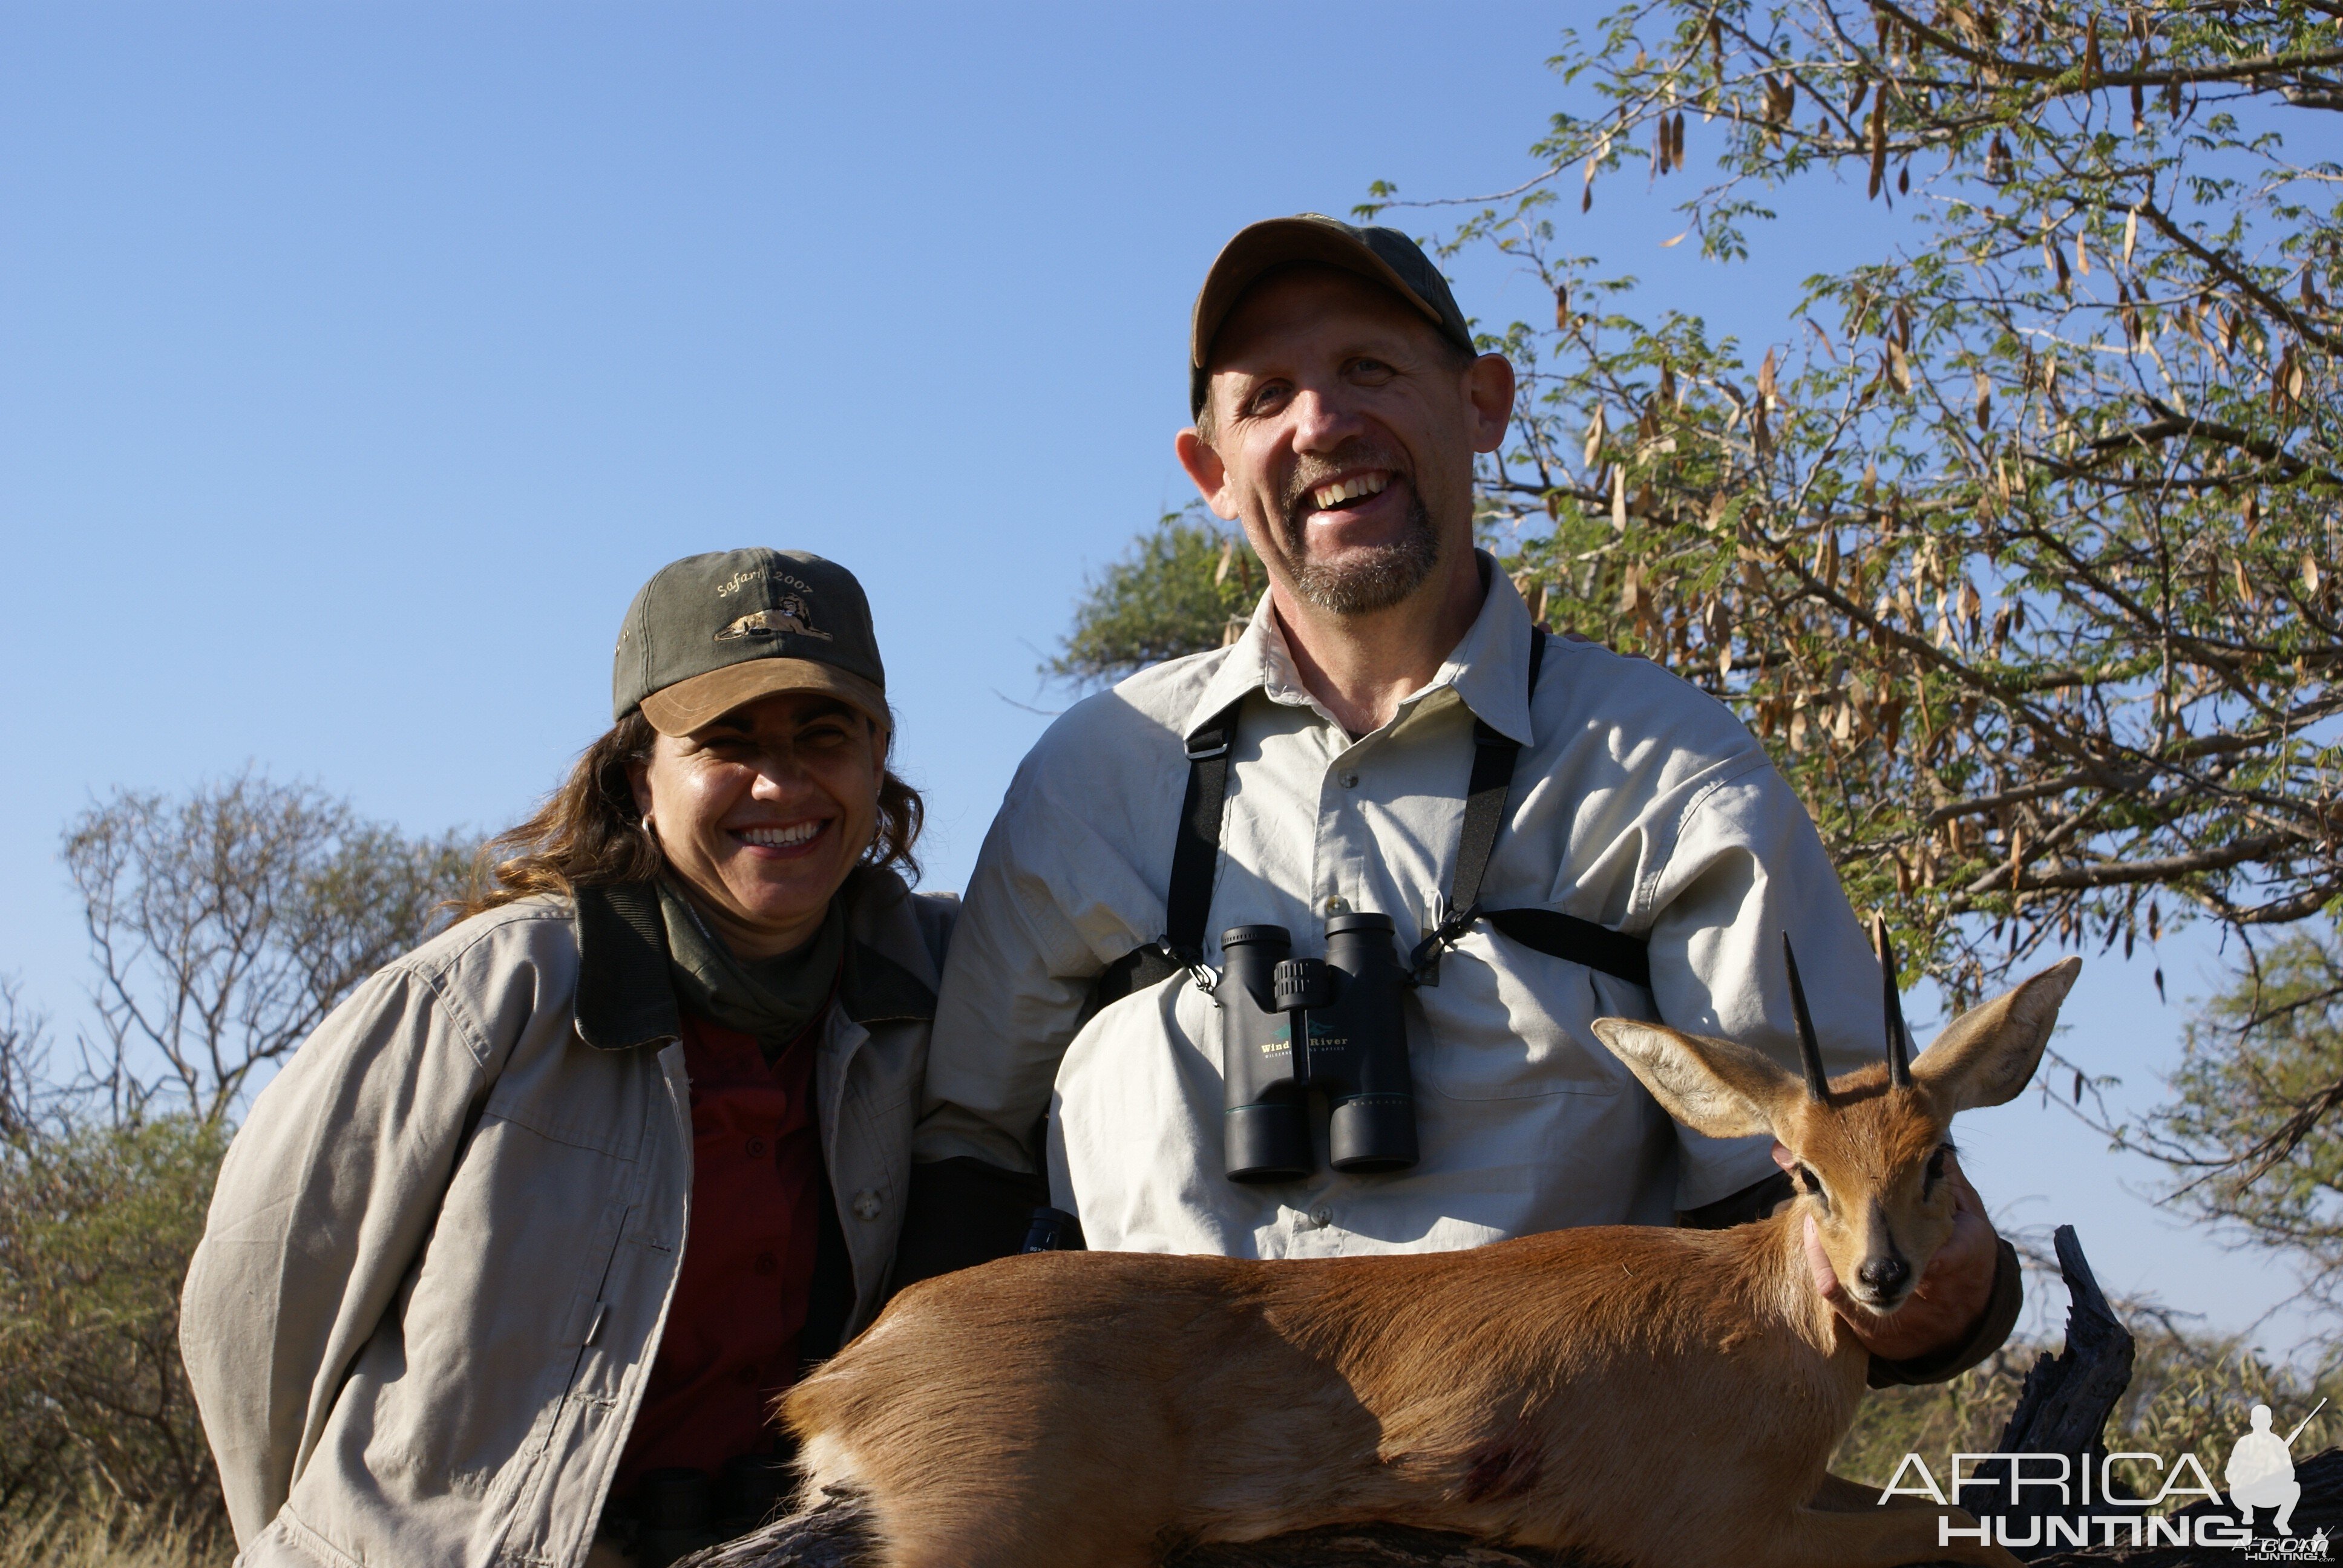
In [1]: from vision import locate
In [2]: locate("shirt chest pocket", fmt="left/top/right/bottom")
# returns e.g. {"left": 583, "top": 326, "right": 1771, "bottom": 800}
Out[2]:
{"left": 1413, "top": 932, "right": 1637, "bottom": 1102}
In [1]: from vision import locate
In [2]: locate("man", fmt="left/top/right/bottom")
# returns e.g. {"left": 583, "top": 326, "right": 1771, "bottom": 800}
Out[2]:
{"left": 2228, "top": 1403, "right": 2305, "bottom": 1534}
{"left": 906, "top": 214, "right": 2017, "bottom": 1377}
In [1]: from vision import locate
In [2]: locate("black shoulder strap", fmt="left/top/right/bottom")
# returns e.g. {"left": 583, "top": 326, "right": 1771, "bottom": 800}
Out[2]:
{"left": 1484, "top": 907, "right": 1652, "bottom": 989}
{"left": 1082, "top": 699, "right": 1242, "bottom": 1020}
{"left": 1407, "top": 629, "right": 1546, "bottom": 981}
{"left": 1464, "top": 629, "right": 1650, "bottom": 990}
{"left": 1164, "top": 703, "right": 1240, "bottom": 967}
{"left": 1449, "top": 628, "right": 1548, "bottom": 921}
{"left": 1412, "top": 628, "right": 1653, "bottom": 990}
{"left": 1080, "top": 945, "right": 1180, "bottom": 1024}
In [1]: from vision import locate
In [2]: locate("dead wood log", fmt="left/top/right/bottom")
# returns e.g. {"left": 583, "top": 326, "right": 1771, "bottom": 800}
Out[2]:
{"left": 1967, "top": 1224, "right": 2138, "bottom": 1559}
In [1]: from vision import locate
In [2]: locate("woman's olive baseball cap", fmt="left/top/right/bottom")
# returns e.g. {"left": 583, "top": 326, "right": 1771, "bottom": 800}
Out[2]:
{"left": 612, "top": 549, "right": 888, "bottom": 737}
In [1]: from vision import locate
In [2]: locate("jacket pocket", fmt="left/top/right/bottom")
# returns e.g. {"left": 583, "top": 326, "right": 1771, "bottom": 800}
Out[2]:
{"left": 352, "top": 1114, "right": 636, "bottom": 1497}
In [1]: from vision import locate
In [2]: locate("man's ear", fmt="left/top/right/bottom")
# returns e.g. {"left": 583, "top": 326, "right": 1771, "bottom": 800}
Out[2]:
{"left": 1175, "top": 427, "right": 1236, "bottom": 520}
{"left": 1912, "top": 956, "right": 2082, "bottom": 1113}
{"left": 1590, "top": 1019, "right": 1799, "bottom": 1140}
{"left": 1466, "top": 351, "right": 1516, "bottom": 454}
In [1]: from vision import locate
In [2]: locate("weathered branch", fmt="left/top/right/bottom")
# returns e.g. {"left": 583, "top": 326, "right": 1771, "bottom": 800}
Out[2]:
{"left": 2066, "top": 402, "right": 2343, "bottom": 491}
{"left": 1964, "top": 830, "right": 2297, "bottom": 897}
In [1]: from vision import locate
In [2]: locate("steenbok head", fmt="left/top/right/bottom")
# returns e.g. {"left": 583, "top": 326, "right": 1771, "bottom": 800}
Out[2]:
{"left": 1594, "top": 927, "right": 2079, "bottom": 1313}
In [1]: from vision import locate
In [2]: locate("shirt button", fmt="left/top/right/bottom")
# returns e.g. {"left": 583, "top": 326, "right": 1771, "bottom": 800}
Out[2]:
{"left": 1308, "top": 1204, "right": 1334, "bottom": 1229}
{"left": 1339, "top": 771, "right": 1359, "bottom": 789}
{"left": 753, "top": 1251, "right": 778, "bottom": 1276}
{"left": 1324, "top": 895, "right": 1349, "bottom": 915}
{"left": 746, "top": 1137, "right": 766, "bottom": 1158}
{"left": 851, "top": 1189, "right": 884, "bottom": 1221}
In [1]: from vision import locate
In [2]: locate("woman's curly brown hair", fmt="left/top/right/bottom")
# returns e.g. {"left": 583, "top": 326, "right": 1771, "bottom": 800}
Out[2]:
{"left": 457, "top": 710, "right": 924, "bottom": 918}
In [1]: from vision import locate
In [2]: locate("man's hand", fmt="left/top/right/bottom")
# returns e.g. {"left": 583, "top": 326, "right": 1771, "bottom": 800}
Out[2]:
{"left": 1787, "top": 1147, "right": 2001, "bottom": 1362}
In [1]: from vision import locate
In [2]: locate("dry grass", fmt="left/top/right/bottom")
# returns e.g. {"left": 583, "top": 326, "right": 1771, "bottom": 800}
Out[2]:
{"left": 1835, "top": 1342, "right": 2036, "bottom": 1486}
{"left": 0, "top": 1504, "right": 228, "bottom": 1568}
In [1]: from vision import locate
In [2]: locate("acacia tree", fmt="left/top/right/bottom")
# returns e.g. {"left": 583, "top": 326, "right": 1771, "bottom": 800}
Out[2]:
{"left": 1049, "top": 508, "right": 1265, "bottom": 688}
{"left": 1338, "top": 0, "right": 2342, "bottom": 1004}
{"left": 64, "top": 771, "right": 472, "bottom": 1125}
{"left": 0, "top": 1111, "right": 228, "bottom": 1527}
{"left": 1, "top": 777, "right": 474, "bottom": 1535}
{"left": 2139, "top": 927, "right": 2343, "bottom": 1310}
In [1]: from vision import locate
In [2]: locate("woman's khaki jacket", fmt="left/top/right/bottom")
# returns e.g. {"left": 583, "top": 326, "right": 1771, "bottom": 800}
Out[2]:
{"left": 180, "top": 869, "right": 954, "bottom": 1568}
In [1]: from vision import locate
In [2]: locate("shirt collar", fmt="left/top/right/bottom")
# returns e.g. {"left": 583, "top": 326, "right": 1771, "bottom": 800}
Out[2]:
{"left": 1180, "top": 549, "right": 1538, "bottom": 748}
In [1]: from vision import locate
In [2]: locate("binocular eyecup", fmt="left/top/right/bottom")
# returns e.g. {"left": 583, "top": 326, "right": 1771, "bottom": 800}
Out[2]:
{"left": 1218, "top": 914, "right": 1418, "bottom": 1183}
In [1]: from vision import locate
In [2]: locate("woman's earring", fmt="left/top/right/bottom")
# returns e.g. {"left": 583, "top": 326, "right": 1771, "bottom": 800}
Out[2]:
{"left": 640, "top": 812, "right": 657, "bottom": 840}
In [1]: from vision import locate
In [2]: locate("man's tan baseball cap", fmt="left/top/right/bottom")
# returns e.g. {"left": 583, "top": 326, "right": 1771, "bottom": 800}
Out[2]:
{"left": 1188, "top": 213, "right": 1477, "bottom": 417}
{"left": 612, "top": 548, "right": 890, "bottom": 737}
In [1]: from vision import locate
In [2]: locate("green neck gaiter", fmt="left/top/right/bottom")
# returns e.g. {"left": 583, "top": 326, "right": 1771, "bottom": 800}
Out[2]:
{"left": 657, "top": 879, "right": 845, "bottom": 1059}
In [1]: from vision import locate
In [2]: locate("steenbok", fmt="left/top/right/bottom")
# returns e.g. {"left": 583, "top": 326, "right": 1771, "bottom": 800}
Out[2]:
{"left": 784, "top": 932, "right": 2076, "bottom": 1568}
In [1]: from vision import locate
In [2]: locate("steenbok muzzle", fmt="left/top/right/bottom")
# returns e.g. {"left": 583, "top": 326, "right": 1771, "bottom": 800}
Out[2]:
{"left": 782, "top": 932, "right": 2079, "bottom": 1568}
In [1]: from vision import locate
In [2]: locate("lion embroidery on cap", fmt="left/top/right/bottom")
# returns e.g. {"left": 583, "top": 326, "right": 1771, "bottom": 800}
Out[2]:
{"left": 715, "top": 594, "right": 833, "bottom": 642}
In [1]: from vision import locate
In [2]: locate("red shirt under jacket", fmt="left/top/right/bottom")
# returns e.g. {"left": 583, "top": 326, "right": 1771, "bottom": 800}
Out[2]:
{"left": 612, "top": 1008, "right": 822, "bottom": 1495}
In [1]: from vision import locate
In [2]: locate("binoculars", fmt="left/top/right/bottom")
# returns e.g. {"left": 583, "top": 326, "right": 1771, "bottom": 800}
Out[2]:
{"left": 1217, "top": 913, "right": 1418, "bottom": 1183}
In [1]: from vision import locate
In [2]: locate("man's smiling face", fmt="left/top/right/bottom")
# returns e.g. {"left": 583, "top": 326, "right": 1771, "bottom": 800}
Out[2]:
{"left": 1181, "top": 264, "right": 1509, "bottom": 616}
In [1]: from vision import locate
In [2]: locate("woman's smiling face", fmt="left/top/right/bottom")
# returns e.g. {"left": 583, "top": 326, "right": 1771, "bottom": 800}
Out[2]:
{"left": 629, "top": 691, "right": 885, "bottom": 957}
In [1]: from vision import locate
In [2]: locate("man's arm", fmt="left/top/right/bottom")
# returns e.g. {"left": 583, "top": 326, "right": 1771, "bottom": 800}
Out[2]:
{"left": 890, "top": 1157, "right": 1052, "bottom": 1284}
{"left": 1641, "top": 762, "right": 1896, "bottom": 1206}
{"left": 899, "top": 737, "right": 1181, "bottom": 1281}
{"left": 1676, "top": 1169, "right": 1793, "bottom": 1229}
{"left": 1646, "top": 765, "right": 2014, "bottom": 1376}
{"left": 892, "top": 805, "right": 1107, "bottom": 1283}
{"left": 912, "top": 780, "right": 1150, "bottom": 1171}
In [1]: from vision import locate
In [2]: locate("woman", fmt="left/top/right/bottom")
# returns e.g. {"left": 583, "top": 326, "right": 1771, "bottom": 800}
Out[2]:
{"left": 182, "top": 549, "right": 952, "bottom": 1568}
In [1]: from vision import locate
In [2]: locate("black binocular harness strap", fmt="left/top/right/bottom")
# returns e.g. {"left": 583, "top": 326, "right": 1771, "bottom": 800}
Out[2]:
{"left": 1084, "top": 624, "right": 1651, "bottom": 1017}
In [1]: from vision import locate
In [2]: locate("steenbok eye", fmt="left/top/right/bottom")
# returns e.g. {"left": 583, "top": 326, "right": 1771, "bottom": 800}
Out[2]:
{"left": 1924, "top": 1147, "right": 1950, "bottom": 1194}
{"left": 1795, "top": 1164, "right": 1830, "bottom": 1212}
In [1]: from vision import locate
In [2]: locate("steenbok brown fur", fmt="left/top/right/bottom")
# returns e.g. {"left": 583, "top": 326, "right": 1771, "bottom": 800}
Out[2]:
{"left": 783, "top": 946, "right": 2082, "bottom": 1568}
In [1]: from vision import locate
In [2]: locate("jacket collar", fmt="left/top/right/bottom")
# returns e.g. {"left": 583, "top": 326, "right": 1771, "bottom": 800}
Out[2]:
{"left": 838, "top": 939, "right": 937, "bottom": 1027}
{"left": 572, "top": 882, "right": 680, "bottom": 1052}
{"left": 836, "top": 865, "right": 940, "bottom": 1026}
{"left": 1180, "top": 550, "right": 1537, "bottom": 748}
{"left": 573, "top": 869, "right": 936, "bottom": 1050}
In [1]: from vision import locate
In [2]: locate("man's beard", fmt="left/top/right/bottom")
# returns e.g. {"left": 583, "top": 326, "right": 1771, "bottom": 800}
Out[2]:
{"left": 1270, "top": 454, "right": 1443, "bottom": 615}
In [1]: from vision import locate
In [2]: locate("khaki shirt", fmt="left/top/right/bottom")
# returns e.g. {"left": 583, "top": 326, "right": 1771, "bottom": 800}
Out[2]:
{"left": 183, "top": 871, "right": 951, "bottom": 1568}
{"left": 917, "top": 558, "right": 1892, "bottom": 1256}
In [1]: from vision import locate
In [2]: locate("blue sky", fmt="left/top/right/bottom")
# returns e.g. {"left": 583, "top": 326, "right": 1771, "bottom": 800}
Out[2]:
{"left": 1, "top": 2, "right": 2324, "bottom": 1348}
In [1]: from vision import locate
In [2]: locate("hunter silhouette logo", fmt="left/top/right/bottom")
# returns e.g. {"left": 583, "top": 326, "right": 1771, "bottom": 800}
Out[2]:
{"left": 2231, "top": 1399, "right": 2323, "bottom": 1549}
{"left": 715, "top": 594, "right": 833, "bottom": 642}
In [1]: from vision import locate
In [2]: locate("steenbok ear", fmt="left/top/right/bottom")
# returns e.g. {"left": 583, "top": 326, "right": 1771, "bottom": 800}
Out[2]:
{"left": 1591, "top": 1019, "right": 1800, "bottom": 1140}
{"left": 1912, "top": 957, "right": 2082, "bottom": 1113}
